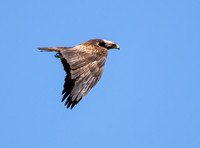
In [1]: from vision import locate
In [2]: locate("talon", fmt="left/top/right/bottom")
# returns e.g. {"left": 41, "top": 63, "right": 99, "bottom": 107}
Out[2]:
{"left": 55, "top": 52, "right": 62, "bottom": 58}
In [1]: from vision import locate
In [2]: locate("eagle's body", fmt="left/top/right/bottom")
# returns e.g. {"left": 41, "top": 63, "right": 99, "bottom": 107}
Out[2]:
{"left": 38, "top": 39, "right": 119, "bottom": 109}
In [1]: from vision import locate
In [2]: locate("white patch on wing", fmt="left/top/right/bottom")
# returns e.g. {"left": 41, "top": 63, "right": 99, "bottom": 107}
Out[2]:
{"left": 91, "top": 61, "right": 97, "bottom": 66}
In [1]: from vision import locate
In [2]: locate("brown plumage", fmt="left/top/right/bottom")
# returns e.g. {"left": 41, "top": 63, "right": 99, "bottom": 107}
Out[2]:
{"left": 38, "top": 39, "right": 120, "bottom": 109}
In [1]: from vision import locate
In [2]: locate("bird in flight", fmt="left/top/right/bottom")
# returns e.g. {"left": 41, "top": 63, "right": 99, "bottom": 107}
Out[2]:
{"left": 38, "top": 39, "right": 120, "bottom": 109}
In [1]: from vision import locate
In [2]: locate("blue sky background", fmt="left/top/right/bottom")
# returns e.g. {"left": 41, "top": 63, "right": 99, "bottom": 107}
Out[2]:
{"left": 0, "top": 0, "right": 200, "bottom": 148}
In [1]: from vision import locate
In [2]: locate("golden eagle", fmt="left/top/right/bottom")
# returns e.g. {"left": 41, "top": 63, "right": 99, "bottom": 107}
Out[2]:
{"left": 38, "top": 39, "right": 120, "bottom": 109}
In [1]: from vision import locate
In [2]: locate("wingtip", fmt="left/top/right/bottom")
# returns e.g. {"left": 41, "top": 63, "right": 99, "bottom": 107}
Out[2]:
{"left": 70, "top": 103, "right": 76, "bottom": 109}
{"left": 64, "top": 97, "right": 77, "bottom": 109}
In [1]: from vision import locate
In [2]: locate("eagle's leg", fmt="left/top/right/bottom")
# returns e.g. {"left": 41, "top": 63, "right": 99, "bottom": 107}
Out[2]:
{"left": 55, "top": 52, "right": 63, "bottom": 58}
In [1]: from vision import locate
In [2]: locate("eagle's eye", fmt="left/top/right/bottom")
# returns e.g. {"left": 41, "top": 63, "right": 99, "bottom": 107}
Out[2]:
{"left": 112, "top": 44, "right": 116, "bottom": 47}
{"left": 98, "top": 42, "right": 106, "bottom": 47}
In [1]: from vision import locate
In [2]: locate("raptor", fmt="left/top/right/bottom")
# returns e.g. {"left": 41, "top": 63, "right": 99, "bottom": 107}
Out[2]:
{"left": 38, "top": 39, "right": 119, "bottom": 109}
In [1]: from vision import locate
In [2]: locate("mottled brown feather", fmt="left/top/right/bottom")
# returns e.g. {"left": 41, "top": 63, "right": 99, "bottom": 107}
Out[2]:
{"left": 60, "top": 43, "right": 107, "bottom": 109}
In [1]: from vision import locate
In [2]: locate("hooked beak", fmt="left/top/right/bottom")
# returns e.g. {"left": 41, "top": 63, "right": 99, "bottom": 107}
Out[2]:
{"left": 116, "top": 44, "right": 120, "bottom": 50}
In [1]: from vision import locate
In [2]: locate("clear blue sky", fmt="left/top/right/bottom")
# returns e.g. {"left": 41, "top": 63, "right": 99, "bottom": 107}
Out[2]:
{"left": 0, "top": 0, "right": 200, "bottom": 148}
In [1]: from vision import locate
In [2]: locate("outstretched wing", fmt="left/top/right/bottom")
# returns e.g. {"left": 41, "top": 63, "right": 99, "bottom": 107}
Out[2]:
{"left": 60, "top": 46, "right": 107, "bottom": 109}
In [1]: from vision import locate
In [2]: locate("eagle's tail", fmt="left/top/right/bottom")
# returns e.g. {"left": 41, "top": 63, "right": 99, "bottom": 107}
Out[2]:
{"left": 37, "top": 47, "right": 65, "bottom": 52}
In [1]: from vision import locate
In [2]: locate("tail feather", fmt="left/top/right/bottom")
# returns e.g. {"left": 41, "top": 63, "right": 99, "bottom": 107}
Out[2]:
{"left": 37, "top": 47, "right": 65, "bottom": 52}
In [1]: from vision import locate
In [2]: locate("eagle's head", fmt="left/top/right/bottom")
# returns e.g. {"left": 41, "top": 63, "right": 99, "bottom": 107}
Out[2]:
{"left": 99, "top": 39, "right": 120, "bottom": 50}
{"left": 83, "top": 39, "right": 120, "bottom": 50}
